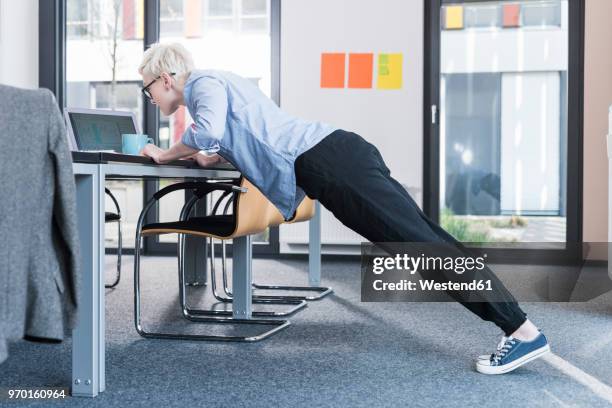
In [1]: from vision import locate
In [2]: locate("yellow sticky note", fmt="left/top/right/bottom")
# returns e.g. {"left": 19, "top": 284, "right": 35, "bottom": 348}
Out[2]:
{"left": 377, "top": 53, "right": 403, "bottom": 90}
{"left": 445, "top": 5, "right": 464, "bottom": 29}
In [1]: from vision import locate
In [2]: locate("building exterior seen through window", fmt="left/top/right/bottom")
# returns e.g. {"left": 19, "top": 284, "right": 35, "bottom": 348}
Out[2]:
{"left": 439, "top": 0, "right": 568, "bottom": 243}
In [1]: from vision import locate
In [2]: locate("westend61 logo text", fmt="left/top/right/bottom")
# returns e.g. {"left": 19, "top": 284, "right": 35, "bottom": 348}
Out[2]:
{"left": 371, "top": 253, "right": 487, "bottom": 275}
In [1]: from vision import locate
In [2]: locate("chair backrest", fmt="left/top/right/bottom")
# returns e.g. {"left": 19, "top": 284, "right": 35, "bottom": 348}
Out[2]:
{"left": 231, "top": 178, "right": 284, "bottom": 237}
{"left": 285, "top": 197, "right": 316, "bottom": 224}
{"left": 228, "top": 178, "right": 316, "bottom": 238}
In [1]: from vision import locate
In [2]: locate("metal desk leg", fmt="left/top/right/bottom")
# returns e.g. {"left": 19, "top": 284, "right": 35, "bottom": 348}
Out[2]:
{"left": 184, "top": 196, "right": 208, "bottom": 286}
{"left": 72, "top": 165, "right": 103, "bottom": 397}
{"left": 232, "top": 235, "right": 252, "bottom": 319}
{"left": 308, "top": 201, "right": 322, "bottom": 286}
{"left": 97, "top": 167, "right": 106, "bottom": 393}
{"left": 184, "top": 237, "right": 208, "bottom": 286}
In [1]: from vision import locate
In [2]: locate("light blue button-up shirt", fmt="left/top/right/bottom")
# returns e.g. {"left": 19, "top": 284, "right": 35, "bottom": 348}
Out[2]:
{"left": 181, "top": 69, "right": 337, "bottom": 220}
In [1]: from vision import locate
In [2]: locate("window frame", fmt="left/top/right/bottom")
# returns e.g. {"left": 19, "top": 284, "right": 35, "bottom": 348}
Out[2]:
{"left": 424, "top": 0, "right": 584, "bottom": 264}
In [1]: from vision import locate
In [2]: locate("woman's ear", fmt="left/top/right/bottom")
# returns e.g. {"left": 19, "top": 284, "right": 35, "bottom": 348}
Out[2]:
{"left": 161, "top": 72, "right": 174, "bottom": 89}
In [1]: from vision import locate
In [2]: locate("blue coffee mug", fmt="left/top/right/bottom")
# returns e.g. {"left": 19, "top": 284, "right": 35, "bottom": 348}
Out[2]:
{"left": 122, "top": 134, "right": 154, "bottom": 155}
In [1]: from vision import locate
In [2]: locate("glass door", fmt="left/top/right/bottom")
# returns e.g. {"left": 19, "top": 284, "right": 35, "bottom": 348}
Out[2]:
{"left": 425, "top": 0, "right": 583, "bottom": 253}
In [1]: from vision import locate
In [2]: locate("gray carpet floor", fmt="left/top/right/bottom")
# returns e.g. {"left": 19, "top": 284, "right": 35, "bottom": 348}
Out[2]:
{"left": 2, "top": 255, "right": 612, "bottom": 407}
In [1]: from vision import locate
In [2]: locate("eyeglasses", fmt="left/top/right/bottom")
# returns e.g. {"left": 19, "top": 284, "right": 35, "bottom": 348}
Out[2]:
{"left": 141, "top": 72, "right": 176, "bottom": 102}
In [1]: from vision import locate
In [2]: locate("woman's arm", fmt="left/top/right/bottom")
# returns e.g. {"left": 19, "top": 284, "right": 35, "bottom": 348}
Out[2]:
{"left": 140, "top": 141, "right": 198, "bottom": 164}
{"left": 190, "top": 152, "right": 226, "bottom": 167}
{"left": 142, "top": 78, "right": 229, "bottom": 165}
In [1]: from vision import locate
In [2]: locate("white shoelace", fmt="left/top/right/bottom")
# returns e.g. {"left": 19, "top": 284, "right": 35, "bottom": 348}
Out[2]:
{"left": 491, "top": 335, "right": 516, "bottom": 365}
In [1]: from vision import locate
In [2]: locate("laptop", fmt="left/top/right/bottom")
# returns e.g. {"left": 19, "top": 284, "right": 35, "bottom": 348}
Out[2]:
{"left": 65, "top": 107, "right": 236, "bottom": 169}
{"left": 64, "top": 108, "right": 139, "bottom": 153}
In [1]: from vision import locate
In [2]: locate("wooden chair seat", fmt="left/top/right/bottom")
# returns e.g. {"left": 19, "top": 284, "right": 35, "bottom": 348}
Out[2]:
{"left": 142, "top": 214, "right": 235, "bottom": 238}
{"left": 141, "top": 178, "right": 286, "bottom": 240}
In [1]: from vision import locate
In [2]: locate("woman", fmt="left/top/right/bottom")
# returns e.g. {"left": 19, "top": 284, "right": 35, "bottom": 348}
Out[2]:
{"left": 139, "top": 42, "right": 549, "bottom": 375}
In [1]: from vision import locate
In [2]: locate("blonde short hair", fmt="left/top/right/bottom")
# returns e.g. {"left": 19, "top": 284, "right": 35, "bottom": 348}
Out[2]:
{"left": 138, "top": 42, "right": 194, "bottom": 80}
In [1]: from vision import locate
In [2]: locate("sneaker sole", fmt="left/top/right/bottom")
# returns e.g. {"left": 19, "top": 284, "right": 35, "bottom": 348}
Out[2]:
{"left": 476, "top": 344, "right": 551, "bottom": 375}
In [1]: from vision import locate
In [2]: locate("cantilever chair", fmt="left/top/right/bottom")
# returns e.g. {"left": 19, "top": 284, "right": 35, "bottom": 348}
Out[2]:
{"left": 133, "top": 177, "right": 305, "bottom": 342}
{"left": 104, "top": 188, "right": 122, "bottom": 288}
{"left": 209, "top": 193, "right": 333, "bottom": 302}
{"left": 173, "top": 180, "right": 307, "bottom": 318}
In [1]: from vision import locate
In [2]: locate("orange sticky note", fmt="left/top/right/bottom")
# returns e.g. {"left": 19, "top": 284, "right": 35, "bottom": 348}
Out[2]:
{"left": 321, "top": 53, "right": 346, "bottom": 88}
{"left": 348, "top": 53, "right": 373, "bottom": 89}
{"left": 503, "top": 4, "right": 521, "bottom": 27}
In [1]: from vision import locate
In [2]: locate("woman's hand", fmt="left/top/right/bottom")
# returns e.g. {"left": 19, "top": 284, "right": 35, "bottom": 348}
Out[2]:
{"left": 140, "top": 143, "right": 167, "bottom": 164}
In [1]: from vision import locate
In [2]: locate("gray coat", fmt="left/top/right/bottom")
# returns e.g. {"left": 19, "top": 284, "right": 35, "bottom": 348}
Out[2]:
{"left": 0, "top": 85, "right": 80, "bottom": 364}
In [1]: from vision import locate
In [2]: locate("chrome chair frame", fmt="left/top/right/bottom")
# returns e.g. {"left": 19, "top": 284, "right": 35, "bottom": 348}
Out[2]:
{"left": 133, "top": 180, "right": 290, "bottom": 342}
{"left": 213, "top": 194, "right": 333, "bottom": 302}
{"left": 177, "top": 194, "right": 307, "bottom": 318}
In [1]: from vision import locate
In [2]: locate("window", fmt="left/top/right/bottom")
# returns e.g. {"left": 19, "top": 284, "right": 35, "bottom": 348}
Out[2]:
{"left": 203, "top": 0, "right": 269, "bottom": 34}
{"left": 93, "top": 81, "right": 142, "bottom": 110}
{"left": 240, "top": 0, "right": 268, "bottom": 33}
{"left": 441, "top": 73, "right": 503, "bottom": 217}
{"left": 45, "top": 0, "right": 279, "bottom": 254}
{"left": 522, "top": 1, "right": 562, "bottom": 27}
{"left": 160, "top": 0, "right": 184, "bottom": 36}
{"left": 442, "top": 0, "right": 563, "bottom": 31}
{"left": 66, "top": 0, "right": 145, "bottom": 249}
{"left": 464, "top": 4, "right": 501, "bottom": 28}
{"left": 242, "top": 0, "right": 266, "bottom": 15}
{"left": 209, "top": 0, "right": 233, "bottom": 16}
{"left": 437, "top": 0, "right": 569, "bottom": 243}
{"left": 66, "top": 0, "right": 89, "bottom": 38}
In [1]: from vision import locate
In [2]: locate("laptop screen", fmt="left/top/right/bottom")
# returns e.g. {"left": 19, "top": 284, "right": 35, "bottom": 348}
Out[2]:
{"left": 68, "top": 112, "right": 137, "bottom": 152}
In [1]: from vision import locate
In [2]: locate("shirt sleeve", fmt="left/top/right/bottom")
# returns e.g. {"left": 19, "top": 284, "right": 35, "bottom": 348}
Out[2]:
{"left": 181, "top": 77, "right": 228, "bottom": 153}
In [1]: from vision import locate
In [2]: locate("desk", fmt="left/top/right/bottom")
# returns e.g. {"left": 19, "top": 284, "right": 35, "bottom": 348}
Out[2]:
{"left": 71, "top": 152, "right": 322, "bottom": 397}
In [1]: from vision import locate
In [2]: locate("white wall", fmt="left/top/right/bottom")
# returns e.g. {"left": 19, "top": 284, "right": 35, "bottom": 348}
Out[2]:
{"left": 279, "top": 0, "right": 424, "bottom": 252}
{"left": 0, "top": 0, "right": 38, "bottom": 88}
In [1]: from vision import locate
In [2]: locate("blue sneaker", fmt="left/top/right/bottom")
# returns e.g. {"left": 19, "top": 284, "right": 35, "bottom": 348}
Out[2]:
{"left": 476, "top": 333, "right": 550, "bottom": 375}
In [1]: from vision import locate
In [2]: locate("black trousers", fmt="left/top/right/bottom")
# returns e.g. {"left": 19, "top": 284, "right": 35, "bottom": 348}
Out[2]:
{"left": 294, "top": 129, "right": 527, "bottom": 335}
